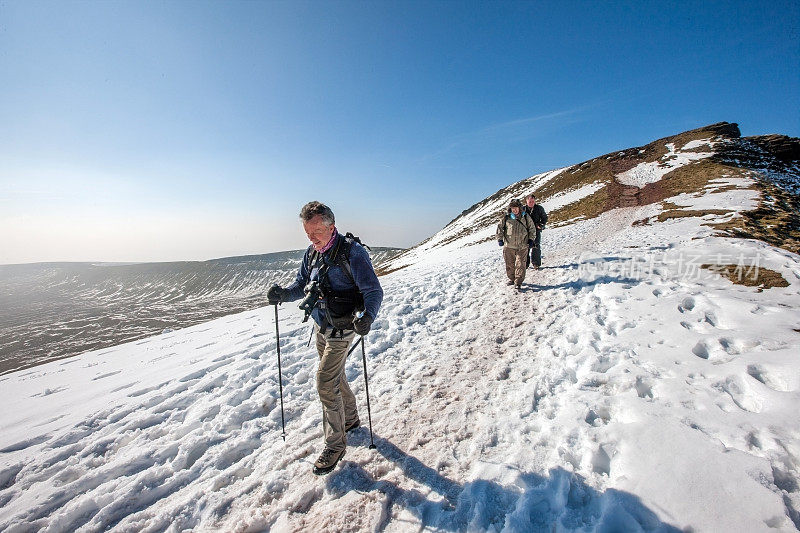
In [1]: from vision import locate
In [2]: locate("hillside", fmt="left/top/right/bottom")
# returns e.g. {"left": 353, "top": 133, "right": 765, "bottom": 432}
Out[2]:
{"left": 1, "top": 123, "right": 799, "bottom": 532}
{"left": 381, "top": 122, "right": 800, "bottom": 273}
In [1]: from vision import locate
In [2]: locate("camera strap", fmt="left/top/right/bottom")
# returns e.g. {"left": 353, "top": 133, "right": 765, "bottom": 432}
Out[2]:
{"left": 308, "top": 250, "right": 324, "bottom": 275}
{"left": 310, "top": 236, "right": 343, "bottom": 288}
{"left": 304, "top": 236, "right": 361, "bottom": 333}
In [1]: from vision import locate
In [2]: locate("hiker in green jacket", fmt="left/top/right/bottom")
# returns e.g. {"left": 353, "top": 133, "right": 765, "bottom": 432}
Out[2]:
{"left": 496, "top": 199, "right": 535, "bottom": 290}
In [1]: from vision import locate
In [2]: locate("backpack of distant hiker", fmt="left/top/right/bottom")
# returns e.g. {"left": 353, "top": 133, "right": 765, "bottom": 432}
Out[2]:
{"left": 305, "top": 232, "right": 370, "bottom": 328}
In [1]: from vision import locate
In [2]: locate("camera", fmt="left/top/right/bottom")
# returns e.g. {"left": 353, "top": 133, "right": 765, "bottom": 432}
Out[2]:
{"left": 298, "top": 280, "right": 322, "bottom": 322}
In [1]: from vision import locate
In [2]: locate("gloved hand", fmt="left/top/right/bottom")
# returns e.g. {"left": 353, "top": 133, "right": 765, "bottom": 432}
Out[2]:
{"left": 267, "top": 284, "right": 285, "bottom": 305}
{"left": 498, "top": 240, "right": 504, "bottom": 247}
{"left": 528, "top": 239, "right": 534, "bottom": 247}
{"left": 353, "top": 313, "right": 374, "bottom": 336}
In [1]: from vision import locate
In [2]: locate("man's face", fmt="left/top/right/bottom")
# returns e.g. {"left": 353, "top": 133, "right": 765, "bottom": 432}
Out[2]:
{"left": 511, "top": 206, "right": 521, "bottom": 216}
{"left": 303, "top": 215, "right": 335, "bottom": 251}
{"left": 526, "top": 197, "right": 536, "bottom": 207}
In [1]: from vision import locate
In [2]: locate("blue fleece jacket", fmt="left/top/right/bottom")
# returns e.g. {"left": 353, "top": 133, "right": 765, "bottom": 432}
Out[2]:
{"left": 283, "top": 233, "right": 383, "bottom": 327}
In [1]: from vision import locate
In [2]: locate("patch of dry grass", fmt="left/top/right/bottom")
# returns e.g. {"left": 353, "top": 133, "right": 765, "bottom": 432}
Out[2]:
{"left": 701, "top": 264, "right": 790, "bottom": 291}
{"left": 657, "top": 208, "right": 732, "bottom": 223}
{"left": 548, "top": 186, "right": 611, "bottom": 226}
{"left": 656, "top": 160, "right": 752, "bottom": 198}
{"left": 712, "top": 180, "right": 800, "bottom": 255}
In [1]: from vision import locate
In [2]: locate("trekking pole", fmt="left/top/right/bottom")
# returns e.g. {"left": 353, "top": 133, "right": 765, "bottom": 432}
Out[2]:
{"left": 274, "top": 304, "right": 286, "bottom": 441}
{"left": 306, "top": 326, "right": 314, "bottom": 347}
{"left": 346, "top": 335, "right": 364, "bottom": 357}
{"left": 360, "top": 335, "right": 377, "bottom": 449}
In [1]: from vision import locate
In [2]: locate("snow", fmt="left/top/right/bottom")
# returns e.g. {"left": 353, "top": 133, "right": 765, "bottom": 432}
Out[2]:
{"left": 540, "top": 182, "right": 606, "bottom": 213}
{"left": 682, "top": 139, "right": 715, "bottom": 151}
{"left": 2, "top": 177, "right": 800, "bottom": 531}
{"left": 616, "top": 141, "right": 717, "bottom": 188}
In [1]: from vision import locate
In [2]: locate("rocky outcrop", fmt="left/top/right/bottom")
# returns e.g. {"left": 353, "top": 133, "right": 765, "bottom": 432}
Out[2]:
{"left": 744, "top": 134, "right": 800, "bottom": 164}
{"left": 713, "top": 132, "right": 800, "bottom": 195}
{"left": 700, "top": 121, "right": 741, "bottom": 139}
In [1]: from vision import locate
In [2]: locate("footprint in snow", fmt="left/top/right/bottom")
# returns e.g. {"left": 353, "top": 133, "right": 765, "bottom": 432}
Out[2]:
{"left": 92, "top": 370, "right": 122, "bottom": 381}
{"left": 0, "top": 463, "right": 24, "bottom": 490}
{"left": 31, "top": 386, "right": 69, "bottom": 397}
{"left": 109, "top": 382, "right": 138, "bottom": 393}
{"left": 495, "top": 366, "right": 511, "bottom": 380}
{"left": 0, "top": 435, "right": 50, "bottom": 454}
{"left": 678, "top": 296, "right": 696, "bottom": 312}
{"left": 746, "top": 364, "right": 792, "bottom": 392}
{"left": 691, "top": 338, "right": 742, "bottom": 364}
{"left": 591, "top": 444, "right": 613, "bottom": 476}
{"left": 635, "top": 376, "right": 654, "bottom": 399}
{"left": 585, "top": 408, "right": 611, "bottom": 426}
{"left": 715, "top": 375, "right": 763, "bottom": 413}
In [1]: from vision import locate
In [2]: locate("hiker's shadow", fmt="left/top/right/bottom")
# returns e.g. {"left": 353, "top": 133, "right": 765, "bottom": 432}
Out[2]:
{"left": 525, "top": 274, "right": 642, "bottom": 293}
{"left": 521, "top": 259, "right": 646, "bottom": 293}
{"left": 328, "top": 433, "right": 681, "bottom": 532}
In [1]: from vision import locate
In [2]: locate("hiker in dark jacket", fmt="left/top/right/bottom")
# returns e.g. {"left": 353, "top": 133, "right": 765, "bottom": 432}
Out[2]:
{"left": 267, "top": 201, "right": 383, "bottom": 475}
{"left": 496, "top": 199, "right": 534, "bottom": 290}
{"left": 523, "top": 193, "right": 548, "bottom": 269}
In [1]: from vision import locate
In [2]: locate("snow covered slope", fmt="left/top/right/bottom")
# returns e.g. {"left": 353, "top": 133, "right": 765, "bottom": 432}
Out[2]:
{"left": 1, "top": 124, "right": 799, "bottom": 532}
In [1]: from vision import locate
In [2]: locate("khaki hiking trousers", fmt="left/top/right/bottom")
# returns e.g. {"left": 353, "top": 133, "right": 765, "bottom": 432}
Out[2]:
{"left": 314, "top": 324, "right": 360, "bottom": 452}
{"left": 503, "top": 246, "right": 528, "bottom": 286}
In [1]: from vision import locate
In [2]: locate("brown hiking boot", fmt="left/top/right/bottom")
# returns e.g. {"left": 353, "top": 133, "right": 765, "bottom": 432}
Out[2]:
{"left": 313, "top": 447, "right": 345, "bottom": 475}
{"left": 345, "top": 418, "right": 360, "bottom": 432}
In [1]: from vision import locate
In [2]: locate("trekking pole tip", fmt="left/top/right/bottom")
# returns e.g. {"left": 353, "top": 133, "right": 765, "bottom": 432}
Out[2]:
{"left": 368, "top": 443, "right": 376, "bottom": 450}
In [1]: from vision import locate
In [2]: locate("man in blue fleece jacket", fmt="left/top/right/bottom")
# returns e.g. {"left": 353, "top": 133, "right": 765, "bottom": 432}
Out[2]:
{"left": 267, "top": 201, "right": 383, "bottom": 475}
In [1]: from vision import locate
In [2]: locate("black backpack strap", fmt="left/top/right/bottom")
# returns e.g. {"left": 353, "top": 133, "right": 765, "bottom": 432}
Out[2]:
{"left": 305, "top": 247, "right": 323, "bottom": 278}
{"left": 333, "top": 235, "right": 354, "bottom": 283}
{"left": 343, "top": 232, "right": 370, "bottom": 251}
{"left": 315, "top": 232, "right": 367, "bottom": 287}
{"left": 335, "top": 232, "right": 372, "bottom": 283}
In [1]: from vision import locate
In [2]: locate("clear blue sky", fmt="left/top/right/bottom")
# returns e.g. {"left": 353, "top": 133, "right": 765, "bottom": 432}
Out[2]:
{"left": 2, "top": 0, "right": 798, "bottom": 263}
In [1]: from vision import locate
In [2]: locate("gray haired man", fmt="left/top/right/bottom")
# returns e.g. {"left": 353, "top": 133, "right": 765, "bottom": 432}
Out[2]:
{"left": 267, "top": 201, "right": 383, "bottom": 475}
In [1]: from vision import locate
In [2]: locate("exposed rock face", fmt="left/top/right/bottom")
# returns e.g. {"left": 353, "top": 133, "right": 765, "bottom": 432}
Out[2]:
{"left": 701, "top": 121, "right": 742, "bottom": 139}
{"left": 714, "top": 132, "right": 800, "bottom": 195}
{"left": 605, "top": 180, "right": 667, "bottom": 210}
{"left": 717, "top": 134, "right": 800, "bottom": 167}
{"left": 744, "top": 134, "right": 800, "bottom": 164}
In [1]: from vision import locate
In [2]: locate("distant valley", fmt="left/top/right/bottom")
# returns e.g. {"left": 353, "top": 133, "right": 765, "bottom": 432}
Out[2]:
{"left": 0, "top": 248, "right": 401, "bottom": 374}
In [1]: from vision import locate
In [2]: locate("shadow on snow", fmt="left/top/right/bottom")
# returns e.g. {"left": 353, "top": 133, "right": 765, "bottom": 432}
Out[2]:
{"left": 523, "top": 274, "right": 642, "bottom": 293}
{"left": 328, "top": 433, "right": 682, "bottom": 532}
